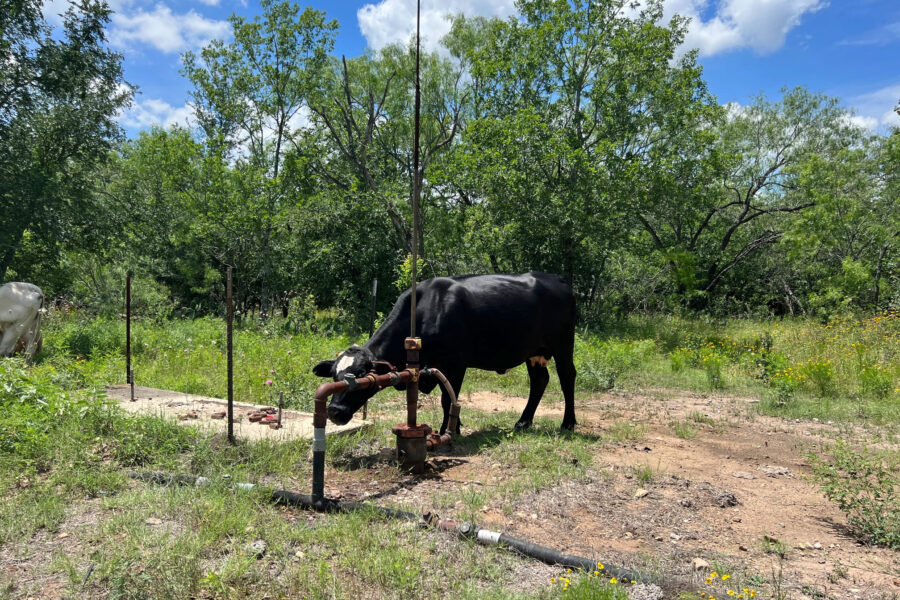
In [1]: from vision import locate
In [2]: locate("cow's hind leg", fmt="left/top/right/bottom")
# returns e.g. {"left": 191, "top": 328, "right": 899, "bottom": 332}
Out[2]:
{"left": 514, "top": 362, "right": 550, "bottom": 430}
{"left": 438, "top": 367, "right": 466, "bottom": 435}
{"left": 556, "top": 347, "right": 577, "bottom": 431}
{"left": 0, "top": 325, "right": 21, "bottom": 357}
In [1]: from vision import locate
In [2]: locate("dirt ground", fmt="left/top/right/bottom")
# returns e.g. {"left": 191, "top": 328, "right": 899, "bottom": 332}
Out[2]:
{"left": 326, "top": 389, "right": 900, "bottom": 600}
{"left": 105, "top": 384, "right": 370, "bottom": 440}
{"left": 3, "top": 388, "right": 899, "bottom": 599}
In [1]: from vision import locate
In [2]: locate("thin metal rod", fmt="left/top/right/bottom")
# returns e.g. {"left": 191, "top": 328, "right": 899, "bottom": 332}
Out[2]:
{"left": 369, "top": 277, "right": 378, "bottom": 338}
{"left": 410, "top": 0, "right": 421, "bottom": 339}
{"left": 364, "top": 278, "right": 377, "bottom": 420}
{"left": 126, "top": 273, "right": 134, "bottom": 401}
{"left": 226, "top": 266, "right": 234, "bottom": 445}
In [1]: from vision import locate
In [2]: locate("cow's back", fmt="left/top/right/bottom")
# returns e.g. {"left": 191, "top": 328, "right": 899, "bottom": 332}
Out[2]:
{"left": 417, "top": 273, "right": 575, "bottom": 371}
{"left": 0, "top": 282, "right": 44, "bottom": 324}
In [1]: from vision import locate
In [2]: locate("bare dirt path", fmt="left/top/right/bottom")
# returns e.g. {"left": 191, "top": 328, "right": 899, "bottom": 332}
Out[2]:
{"left": 105, "top": 384, "right": 369, "bottom": 441}
{"left": 330, "top": 389, "right": 900, "bottom": 600}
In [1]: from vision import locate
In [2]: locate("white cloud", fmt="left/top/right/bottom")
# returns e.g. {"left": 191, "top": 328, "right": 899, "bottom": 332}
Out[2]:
{"left": 357, "top": 0, "right": 517, "bottom": 51}
{"left": 841, "top": 21, "right": 900, "bottom": 47}
{"left": 666, "top": 0, "right": 826, "bottom": 56}
{"left": 358, "top": 0, "right": 823, "bottom": 57}
{"left": 849, "top": 84, "right": 900, "bottom": 130}
{"left": 120, "top": 94, "right": 195, "bottom": 130}
{"left": 197, "top": 0, "right": 221, "bottom": 5}
{"left": 110, "top": 4, "right": 229, "bottom": 53}
{"left": 840, "top": 113, "right": 879, "bottom": 131}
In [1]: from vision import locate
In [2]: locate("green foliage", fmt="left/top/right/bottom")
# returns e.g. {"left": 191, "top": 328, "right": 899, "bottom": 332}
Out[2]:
{"left": 550, "top": 570, "right": 631, "bottom": 599}
{"left": 575, "top": 337, "right": 656, "bottom": 391}
{"left": 394, "top": 253, "right": 428, "bottom": 293}
{"left": 859, "top": 365, "right": 893, "bottom": 399}
{"left": 806, "top": 443, "right": 900, "bottom": 549}
{"left": 1, "top": 0, "right": 131, "bottom": 283}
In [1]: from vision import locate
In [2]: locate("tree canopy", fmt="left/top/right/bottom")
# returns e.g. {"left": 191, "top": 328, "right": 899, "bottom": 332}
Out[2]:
{"left": 3, "top": 0, "right": 897, "bottom": 323}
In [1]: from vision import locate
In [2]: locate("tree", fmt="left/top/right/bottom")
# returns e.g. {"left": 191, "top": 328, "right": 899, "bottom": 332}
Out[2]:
{"left": 180, "top": 0, "right": 337, "bottom": 311}
{"left": 439, "top": 0, "right": 719, "bottom": 316}
{"left": 306, "top": 43, "right": 464, "bottom": 257}
{"left": 0, "top": 0, "right": 131, "bottom": 283}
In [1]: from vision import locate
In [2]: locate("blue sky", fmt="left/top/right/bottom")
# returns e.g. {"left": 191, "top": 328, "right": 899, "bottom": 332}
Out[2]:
{"left": 42, "top": 0, "right": 900, "bottom": 136}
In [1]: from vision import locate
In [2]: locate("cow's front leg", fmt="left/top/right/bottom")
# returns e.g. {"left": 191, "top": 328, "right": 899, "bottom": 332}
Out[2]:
{"left": 515, "top": 362, "right": 550, "bottom": 430}
{"left": 438, "top": 367, "right": 466, "bottom": 435}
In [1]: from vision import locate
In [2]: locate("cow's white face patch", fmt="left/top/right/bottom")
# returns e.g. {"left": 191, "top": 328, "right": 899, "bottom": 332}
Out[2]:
{"left": 335, "top": 354, "right": 355, "bottom": 373}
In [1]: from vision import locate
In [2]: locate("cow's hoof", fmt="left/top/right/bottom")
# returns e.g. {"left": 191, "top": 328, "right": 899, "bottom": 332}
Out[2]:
{"left": 560, "top": 421, "right": 576, "bottom": 432}
{"left": 514, "top": 420, "right": 532, "bottom": 431}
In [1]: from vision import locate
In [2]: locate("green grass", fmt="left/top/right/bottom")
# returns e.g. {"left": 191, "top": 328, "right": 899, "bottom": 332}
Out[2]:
{"left": 3, "top": 310, "right": 900, "bottom": 598}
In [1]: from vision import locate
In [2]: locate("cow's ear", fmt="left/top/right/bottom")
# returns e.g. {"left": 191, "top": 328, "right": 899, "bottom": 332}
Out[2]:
{"left": 312, "top": 360, "right": 335, "bottom": 377}
{"left": 372, "top": 360, "right": 394, "bottom": 375}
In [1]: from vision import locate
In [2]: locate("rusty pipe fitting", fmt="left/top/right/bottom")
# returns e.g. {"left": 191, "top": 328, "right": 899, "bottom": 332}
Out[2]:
{"left": 421, "top": 367, "right": 461, "bottom": 451}
{"left": 312, "top": 370, "right": 416, "bottom": 501}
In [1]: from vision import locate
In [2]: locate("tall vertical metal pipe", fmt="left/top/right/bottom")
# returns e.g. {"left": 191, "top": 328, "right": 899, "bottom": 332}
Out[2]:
{"left": 126, "top": 272, "right": 134, "bottom": 401}
{"left": 410, "top": 0, "right": 421, "bottom": 340}
{"left": 226, "top": 266, "right": 234, "bottom": 445}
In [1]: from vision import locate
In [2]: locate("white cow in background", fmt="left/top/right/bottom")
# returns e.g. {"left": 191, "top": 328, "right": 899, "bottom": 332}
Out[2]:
{"left": 0, "top": 282, "right": 44, "bottom": 359}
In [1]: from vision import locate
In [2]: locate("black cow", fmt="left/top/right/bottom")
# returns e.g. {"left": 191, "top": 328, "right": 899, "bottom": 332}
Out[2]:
{"left": 312, "top": 272, "right": 577, "bottom": 434}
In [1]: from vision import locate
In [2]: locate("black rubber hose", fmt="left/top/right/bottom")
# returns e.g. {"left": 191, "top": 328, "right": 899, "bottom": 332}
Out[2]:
{"left": 128, "top": 471, "right": 642, "bottom": 583}
{"left": 496, "top": 532, "right": 639, "bottom": 582}
{"left": 126, "top": 471, "right": 418, "bottom": 521}
{"left": 270, "top": 489, "right": 419, "bottom": 521}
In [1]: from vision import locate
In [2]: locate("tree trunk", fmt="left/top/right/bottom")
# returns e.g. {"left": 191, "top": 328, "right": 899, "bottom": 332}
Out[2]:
{"left": 0, "top": 223, "right": 27, "bottom": 282}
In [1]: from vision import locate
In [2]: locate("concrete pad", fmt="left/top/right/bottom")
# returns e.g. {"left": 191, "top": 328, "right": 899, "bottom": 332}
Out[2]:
{"left": 105, "top": 385, "right": 370, "bottom": 442}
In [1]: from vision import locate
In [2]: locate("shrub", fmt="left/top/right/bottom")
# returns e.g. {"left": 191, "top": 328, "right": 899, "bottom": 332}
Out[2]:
{"left": 669, "top": 347, "right": 691, "bottom": 373}
{"left": 798, "top": 359, "right": 835, "bottom": 397}
{"left": 806, "top": 442, "right": 900, "bottom": 549}
{"left": 699, "top": 348, "right": 725, "bottom": 389}
{"left": 859, "top": 365, "right": 893, "bottom": 400}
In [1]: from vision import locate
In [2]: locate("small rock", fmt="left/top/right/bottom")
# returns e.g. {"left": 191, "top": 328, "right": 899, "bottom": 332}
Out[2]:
{"left": 294, "top": 549, "right": 305, "bottom": 559}
{"left": 670, "top": 533, "right": 681, "bottom": 541}
{"left": 691, "top": 558, "right": 710, "bottom": 571}
{"left": 716, "top": 491, "right": 739, "bottom": 507}
{"left": 778, "top": 522, "right": 785, "bottom": 528}
{"left": 634, "top": 488, "right": 649, "bottom": 499}
{"left": 628, "top": 583, "right": 665, "bottom": 600}
{"left": 732, "top": 517, "right": 742, "bottom": 523}
{"left": 210, "top": 411, "right": 226, "bottom": 419}
{"left": 680, "top": 498, "right": 692, "bottom": 508}
{"left": 732, "top": 471, "right": 755, "bottom": 480}
{"left": 739, "top": 545, "right": 748, "bottom": 551}
{"left": 758, "top": 465, "right": 792, "bottom": 477}
{"left": 145, "top": 518, "right": 163, "bottom": 526}
{"left": 813, "top": 542, "right": 822, "bottom": 549}
{"left": 625, "top": 532, "right": 633, "bottom": 538}
{"left": 56, "top": 532, "right": 69, "bottom": 539}
{"left": 246, "top": 540, "right": 267, "bottom": 558}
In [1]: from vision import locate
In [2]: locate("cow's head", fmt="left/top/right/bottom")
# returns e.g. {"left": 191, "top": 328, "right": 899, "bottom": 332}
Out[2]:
{"left": 312, "top": 344, "right": 391, "bottom": 425}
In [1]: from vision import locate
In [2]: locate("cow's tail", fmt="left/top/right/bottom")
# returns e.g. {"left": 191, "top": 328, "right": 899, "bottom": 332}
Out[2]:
{"left": 24, "top": 293, "right": 44, "bottom": 363}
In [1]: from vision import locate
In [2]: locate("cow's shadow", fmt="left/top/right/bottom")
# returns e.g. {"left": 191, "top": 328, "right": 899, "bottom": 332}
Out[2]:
{"left": 451, "top": 423, "right": 605, "bottom": 457}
